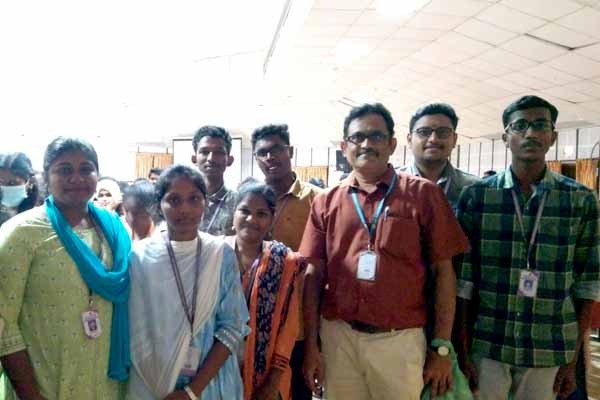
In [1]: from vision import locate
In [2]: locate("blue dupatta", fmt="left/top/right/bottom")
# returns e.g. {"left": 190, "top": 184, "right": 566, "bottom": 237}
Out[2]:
{"left": 45, "top": 195, "right": 131, "bottom": 381}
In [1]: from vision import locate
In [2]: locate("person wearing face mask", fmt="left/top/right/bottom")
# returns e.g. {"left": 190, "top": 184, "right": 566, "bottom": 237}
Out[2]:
{"left": 0, "top": 152, "right": 39, "bottom": 227}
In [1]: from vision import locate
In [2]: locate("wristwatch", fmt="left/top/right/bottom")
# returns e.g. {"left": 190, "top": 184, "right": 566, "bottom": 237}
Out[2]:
{"left": 184, "top": 385, "right": 198, "bottom": 400}
{"left": 431, "top": 344, "right": 450, "bottom": 357}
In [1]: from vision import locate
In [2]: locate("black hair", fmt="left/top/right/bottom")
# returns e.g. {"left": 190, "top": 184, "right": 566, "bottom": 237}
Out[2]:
{"left": 192, "top": 126, "right": 233, "bottom": 154}
{"left": 235, "top": 181, "right": 277, "bottom": 215}
{"left": 43, "top": 137, "right": 99, "bottom": 177}
{"left": 409, "top": 102, "right": 459, "bottom": 132}
{"left": 343, "top": 103, "right": 395, "bottom": 138}
{"left": 502, "top": 95, "right": 559, "bottom": 128}
{"left": 0, "top": 152, "right": 39, "bottom": 212}
{"left": 251, "top": 124, "right": 290, "bottom": 149}
{"left": 148, "top": 168, "right": 163, "bottom": 177}
{"left": 123, "top": 180, "right": 158, "bottom": 221}
{"left": 155, "top": 164, "right": 207, "bottom": 204}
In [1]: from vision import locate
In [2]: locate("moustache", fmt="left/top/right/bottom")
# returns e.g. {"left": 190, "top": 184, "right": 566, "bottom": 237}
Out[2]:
{"left": 522, "top": 140, "right": 542, "bottom": 148}
{"left": 358, "top": 148, "right": 379, "bottom": 157}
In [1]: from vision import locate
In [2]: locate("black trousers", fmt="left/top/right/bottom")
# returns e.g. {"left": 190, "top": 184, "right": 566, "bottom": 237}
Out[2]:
{"left": 290, "top": 340, "right": 313, "bottom": 400}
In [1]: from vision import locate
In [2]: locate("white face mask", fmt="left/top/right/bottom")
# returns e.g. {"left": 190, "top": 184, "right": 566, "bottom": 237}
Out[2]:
{"left": 0, "top": 184, "right": 28, "bottom": 208}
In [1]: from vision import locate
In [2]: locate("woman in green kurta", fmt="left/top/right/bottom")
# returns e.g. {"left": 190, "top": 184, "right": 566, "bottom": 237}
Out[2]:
{"left": 0, "top": 137, "right": 131, "bottom": 400}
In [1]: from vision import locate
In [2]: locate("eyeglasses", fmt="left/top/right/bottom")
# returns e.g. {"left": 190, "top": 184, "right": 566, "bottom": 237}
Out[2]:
{"left": 412, "top": 127, "right": 454, "bottom": 139}
{"left": 254, "top": 144, "right": 290, "bottom": 160}
{"left": 506, "top": 119, "right": 554, "bottom": 135}
{"left": 345, "top": 131, "right": 389, "bottom": 145}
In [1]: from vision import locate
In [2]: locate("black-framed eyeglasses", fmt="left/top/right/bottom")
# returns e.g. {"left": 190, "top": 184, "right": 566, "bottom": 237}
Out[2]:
{"left": 253, "top": 144, "right": 290, "bottom": 160}
{"left": 412, "top": 127, "right": 454, "bottom": 139}
{"left": 506, "top": 119, "right": 554, "bottom": 136}
{"left": 345, "top": 131, "right": 389, "bottom": 145}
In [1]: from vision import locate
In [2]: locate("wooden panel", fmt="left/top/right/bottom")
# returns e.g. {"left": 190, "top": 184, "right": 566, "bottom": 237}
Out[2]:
{"left": 135, "top": 152, "right": 174, "bottom": 179}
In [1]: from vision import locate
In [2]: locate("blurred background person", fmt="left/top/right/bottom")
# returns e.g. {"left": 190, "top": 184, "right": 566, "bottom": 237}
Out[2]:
{"left": 148, "top": 168, "right": 162, "bottom": 184}
{"left": 122, "top": 179, "right": 157, "bottom": 241}
{"left": 94, "top": 176, "right": 124, "bottom": 216}
{"left": 0, "top": 152, "right": 39, "bottom": 227}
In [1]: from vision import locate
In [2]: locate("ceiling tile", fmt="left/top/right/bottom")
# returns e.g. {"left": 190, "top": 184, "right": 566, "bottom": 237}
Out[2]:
{"left": 546, "top": 52, "right": 600, "bottom": 78}
{"left": 294, "top": 33, "right": 340, "bottom": 47}
{"left": 420, "top": 0, "right": 491, "bottom": 17}
{"left": 500, "top": 35, "right": 568, "bottom": 62}
{"left": 454, "top": 19, "right": 518, "bottom": 45}
{"left": 389, "top": 59, "right": 440, "bottom": 75}
{"left": 476, "top": 4, "right": 547, "bottom": 34}
{"left": 378, "top": 39, "right": 432, "bottom": 50}
{"left": 467, "top": 81, "right": 515, "bottom": 98}
{"left": 305, "top": 9, "right": 361, "bottom": 26}
{"left": 428, "top": 70, "right": 474, "bottom": 86}
{"left": 313, "top": 0, "right": 372, "bottom": 9}
{"left": 409, "top": 43, "right": 472, "bottom": 67}
{"left": 561, "top": 80, "right": 600, "bottom": 97}
{"left": 354, "top": 10, "right": 406, "bottom": 26}
{"left": 449, "top": 63, "right": 494, "bottom": 80}
{"left": 540, "top": 86, "right": 595, "bottom": 102}
{"left": 345, "top": 24, "right": 398, "bottom": 37}
{"left": 529, "top": 23, "right": 599, "bottom": 49}
{"left": 555, "top": 7, "right": 600, "bottom": 38}
{"left": 500, "top": 0, "right": 583, "bottom": 20}
{"left": 392, "top": 27, "right": 446, "bottom": 41}
{"left": 477, "top": 48, "right": 538, "bottom": 70}
{"left": 461, "top": 58, "right": 515, "bottom": 75}
{"left": 406, "top": 12, "right": 466, "bottom": 30}
{"left": 580, "top": 100, "right": 600, "bottom": 112}
{"left": 435, "top": 31, "right": 492, "bottom": 56}
{"left": 521, "top": 64, "right": 581, "bottom": 85}
{"left": 503, "top": 72, "right": 555, "bottom": 89}
{"left": 354, "top": 48, "right": 411, "bottom": 65}
{"left": 575, "top": 42, "right": 600, "bottom": 61}
{"left": 484, "top": 77, "right": 529, "bottom": 93}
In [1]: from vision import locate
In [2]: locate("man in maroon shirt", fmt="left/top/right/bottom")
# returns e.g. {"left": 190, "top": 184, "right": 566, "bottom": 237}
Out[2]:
{"left": 300, "top": 103, "right": 469, "bottom": 400}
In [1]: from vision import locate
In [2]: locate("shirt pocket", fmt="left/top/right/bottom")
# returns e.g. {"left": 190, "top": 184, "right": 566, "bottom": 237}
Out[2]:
{"left": 377, "top": 215, "right": 421, "bottom": 262}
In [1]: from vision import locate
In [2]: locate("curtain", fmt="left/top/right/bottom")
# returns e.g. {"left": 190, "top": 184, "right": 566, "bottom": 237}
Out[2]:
{"left": 293, "top": 166, "right": 328, "bottom": 186}
{"left": 546, "top": 160, "right": 562, "bottom": 174}
{"left": 135, "top": 153, "right": 174, "bottom": 179}
{"left": 576, "top": 158, "right": 599, "bottom": 191}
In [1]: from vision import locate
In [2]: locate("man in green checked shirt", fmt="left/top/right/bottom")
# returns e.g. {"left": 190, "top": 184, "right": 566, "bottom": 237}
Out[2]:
{"left": 454, "top": 95, "right": 599, "bottom": 400}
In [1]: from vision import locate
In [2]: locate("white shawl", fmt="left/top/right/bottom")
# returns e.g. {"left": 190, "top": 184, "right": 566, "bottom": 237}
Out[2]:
{"left": 128, "top": 231, "right": 223, "bottom": 399}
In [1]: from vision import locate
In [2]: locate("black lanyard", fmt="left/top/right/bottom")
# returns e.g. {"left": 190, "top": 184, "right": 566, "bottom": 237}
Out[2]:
{"left": 164, "top": 233, "right": 202, "bottom": 335}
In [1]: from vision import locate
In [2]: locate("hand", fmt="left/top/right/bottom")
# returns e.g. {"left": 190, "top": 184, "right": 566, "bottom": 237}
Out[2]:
{"left": 162, "top": 390, "right": 192, "bottom": 400}
{"left": 423, "top": 350, "right": 453, "bottom": 398}
{"left": 457, "top": 353, "right": 479, "bottom": 395}
{"left": 553, "top": 361, "right": 577, "bottom": 400}
{"left": 253, "top": 379, "right": 280, "bottom": 400}
{"left": 303, "top": 343, "right": 325, "bottom": 395}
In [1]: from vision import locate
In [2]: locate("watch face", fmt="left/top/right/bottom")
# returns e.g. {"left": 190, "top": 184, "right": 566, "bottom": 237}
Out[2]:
{"left": 437, "top": 346, "right": 450, "bottom": 357}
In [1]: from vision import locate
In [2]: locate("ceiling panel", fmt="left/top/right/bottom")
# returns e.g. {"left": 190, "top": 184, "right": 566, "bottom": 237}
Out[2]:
{"left": 435, "top": 31, "right": 492, "bottom": 56}
{"left": 499, "top": 0, "right": 583, "bottom": 20}
{"left": 378, "top": 38, "right": 432, "bottom": 50}
{"left": 530, "top": 23, "right": 599, "bottom": 49}
{"left": 546, "top": 52, "right": 600, "bottom": 78}
{"left": 500, "top": 35, "right": 568, "bottom": 62}
{"left": 313, "top": 0, "right": 372, "bottom": 9}
{"left": 521, "top": 64, "right": 581, "bottom": 85}
{"left": 449, "top": 63, "right": 494, "bottom": 80}
{"left": 305, "top": 9, "right": 361, "bottom": 25}
{"left": 575, "top": 42, "right": 600, "bottom": 61}
{"left": 555, "top": 7, "right": 600, "bottom": 38}
{"left": 476, "top": 4, "right": 547, "bottom": 34}
{"left": 453, "top": 19, "right": 518, "bottom": 45}
{"left": 420, "top": 0, "right": 491, "bottom": 17}
{"left": 484, "top": 77, "right": 528, "bottom": 93}
{"left": 409, "top": 43, "right": 473, "bottom": 67}
{"left": 460, "top": 58, "right": 515, "bottom": 76}
{"left": 345, "top": 24, "right": 398, "bottom": 38}
{"left": 540, "top": 86, "right": 595, "bottom": 102}
{"left": 405, "top": 13, "right": 466, "bottom": 30}
{"left": 392, "top": 27, "right": 446, "bottom": 41}
{"left": 561, "top": 80, "right": 600, "bottom": 97}
{"left": 477, "top": 48, "right": 539, "bottom": 70}
{"left": 503, "top": 72, "right": 555, "bottom": 90}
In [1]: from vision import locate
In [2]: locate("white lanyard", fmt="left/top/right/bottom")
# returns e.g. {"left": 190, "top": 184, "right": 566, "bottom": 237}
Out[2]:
{"left": 442, "top": 176, "right": 452, "bottom": 196}
{"left": 511, "top": 189, "right": 548, "bottom": 270}
{"left": 205, "top": 191, "right": 228, "bottom": 232}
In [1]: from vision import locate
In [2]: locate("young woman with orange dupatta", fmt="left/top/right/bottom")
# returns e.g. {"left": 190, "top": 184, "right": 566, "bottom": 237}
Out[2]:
{"left": 226, "top": 181, "right": 302, "bottom": 400}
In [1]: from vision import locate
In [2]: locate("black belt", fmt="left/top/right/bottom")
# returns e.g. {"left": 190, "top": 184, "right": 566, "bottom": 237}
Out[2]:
{"left": 348, "top": 320, "right": 397, "bottom": 334}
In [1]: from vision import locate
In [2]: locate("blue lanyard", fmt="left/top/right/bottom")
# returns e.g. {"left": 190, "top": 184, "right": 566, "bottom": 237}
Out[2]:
{"left": 351, "top": 172, "right": 398, "bottom": 250}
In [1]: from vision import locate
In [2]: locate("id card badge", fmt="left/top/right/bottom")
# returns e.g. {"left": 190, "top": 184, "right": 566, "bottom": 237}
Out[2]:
{"left": 357, "top": 250, "right": 377, "bottom": 281}
{"left": 180, "top": 346, "right": 201, "bottom": 377}
{"left": 81, "top": 310, "right": 102, "bottom": 339}
{"left": 518, "top": 270, "right": 540, "bottom": 298}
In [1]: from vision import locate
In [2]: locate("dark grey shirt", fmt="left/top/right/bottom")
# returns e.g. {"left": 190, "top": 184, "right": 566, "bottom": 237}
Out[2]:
{"left": 199, "top": 185, "right": 237, "bottom": 236}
